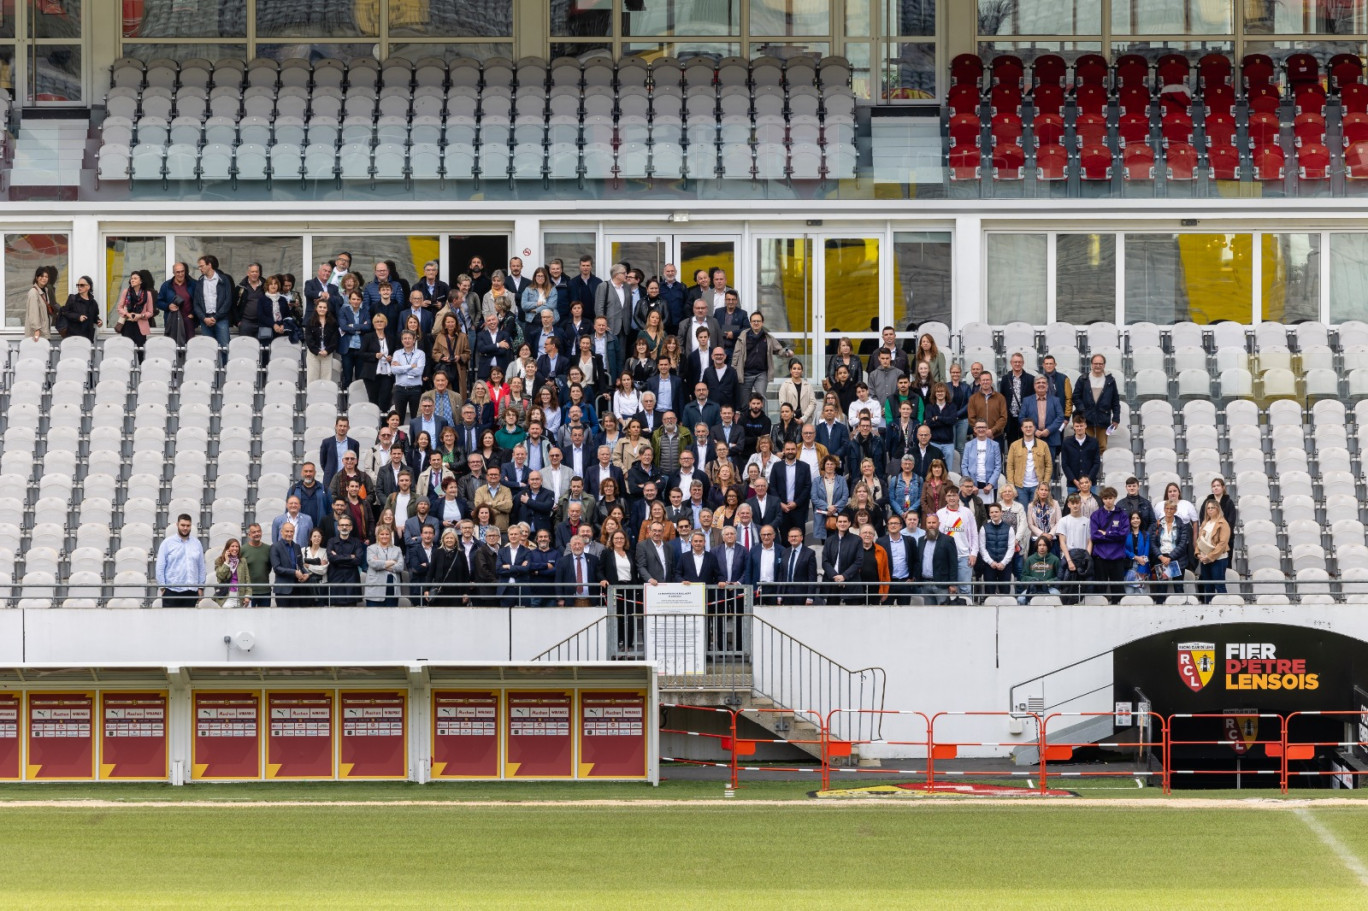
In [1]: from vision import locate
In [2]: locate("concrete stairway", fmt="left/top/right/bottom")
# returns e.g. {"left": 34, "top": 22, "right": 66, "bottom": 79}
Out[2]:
{"left": 9, "top": 117, "right": 88, "bottom": 188}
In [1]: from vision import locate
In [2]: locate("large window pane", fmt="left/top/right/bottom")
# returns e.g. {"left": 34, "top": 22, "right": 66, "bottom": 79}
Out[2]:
{"left": 256, "top": 0, "right": 380, "bottom": 39}
{"left": 389, "top": 0, "right": 513, "bottom": 37}
{"left": 750, "top": 0, "right": 829, "bottom": 37}
{"left": 977, "top": 41, "right": 1103, "bottom": 64}
{"left": 1057, "top": 234, "right": 1115, "bottom": 325}
{"left": 391, "top": 42, "right": 513, "bottom": 62}
{"left": 33, "top": 46, "right": 81, "bottom": 103}
{"left": 551, "top": 0, "right": 612, "bottom": 37}
{"left": 1262, "top": 233, "right": 1320, "bottom": 324}
{"left": 609, "top": 240, "right": 667, "bottom": 282}
{"left": 123, "top": 0, "right": 246, "bottom": 39}
{"left": 1112, "top": 0, "right": 1232, "bottom": 35}
{"left": 257, "top": 44, "right": 377, "bottom": 63}
{"left": 33, "top": 0, "right": 82, "bottom": 39}
{"left": 122, "top": 43, "right": 249, "bottom": 63}
{"left": 978, "top": 1, "right": 1102, "bottom": 36}
{"left": 311, "top": 236, "right": 440, "bottom": 290}
{"left": 884, "top": 42, "right": 936, "bottom": 100}
{"left": 1330, "top": 234, "right": 1368, "bottom": 323}
{"left": 1124, "top": 234, "right": 1252, "bottom": 325}
{"left": 757, "top": 237, "right": 812, "bottom": 335}
{"left": 105, "top": 237, "right": 168, "bottom": 328}
{"left": 543, "top": 232, "right": 597, "bottom": 277}
{"left": 986, "top": 234, "right": 1047, "bottom": 325}
{"left": 1246, "top": 0, "right": 1368, "bottom": 35}
{"left": 5, "top": 234, "right": 69, "bottom": 330}
{"left": 889, "top": 0, "right": 937, "bottom": 37}
{"left": 823, "top": 238, "right": 880, "bottom": 338}
{"left": 679, "top": 239, "right": 738, "bottom": 300}
{"left": 623, "top": 0, "right": 741, "bottom": 37}
{"left": 892, "top": 232, "right": 951, "bottom": 330}
{"left": 173, "top": 237, "right": 304, "bottom": 288}
{"left": 623, "top": 42, "right": 742, "bottom": 60}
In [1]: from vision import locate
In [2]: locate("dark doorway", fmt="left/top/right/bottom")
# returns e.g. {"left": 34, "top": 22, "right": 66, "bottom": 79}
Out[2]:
{"left": 448, "top": 235, "right": 510, "bottom": 277}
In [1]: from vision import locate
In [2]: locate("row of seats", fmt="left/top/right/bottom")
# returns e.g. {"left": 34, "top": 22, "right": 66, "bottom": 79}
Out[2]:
{"left": 950, "top": 51, "right": 1359, "bottom": 93}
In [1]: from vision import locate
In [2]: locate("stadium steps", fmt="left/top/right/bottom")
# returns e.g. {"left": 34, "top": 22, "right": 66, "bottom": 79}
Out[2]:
{"left": 1011, "top": 714, "right": 1116, "bottom": 766}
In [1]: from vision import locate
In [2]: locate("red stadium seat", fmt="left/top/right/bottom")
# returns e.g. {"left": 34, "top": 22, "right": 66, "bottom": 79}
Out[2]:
{"left": 1161, "top": 112, "right": 1195, "bottom": 147}
{"left": 1073, "top": 112, "right": 1108, "bottom": 147}
{"left": 992, "top": 144, "right": 1024, "bottom": 179}
{"left": 1207, "top": 145, "right": 1241, "bottom": 180}
{"left": 1073, "top": 84, "right": 1108, "bottom": 117}
{"left": 990, "top": 113, "right": 1023, "bottom": 147}
{"left": 1157, "top": 82, "right": 1193, "bottom": 115}
{"left": 1031, "top": 113, "right": 1066, "bottom": 148}
{"left": 1122, "top": 144, "right": 1156, "bottom": 180}
{"left": 948, "top": 145, "right": 982, "bottom": 180}
{"left": 1073, "top": 54, "right": 1108, "bottom": 87}
{"left": 1344, "top": 112, "right": 1368, "bottom": 147}
{"left": 1078, "top": 144, "right": 1113, "bottom": 180}
{"left": 1203, "top": 84, "right": 1236, "bottom": 118}
{"left": 1252, "top": 144, "right": 1285, "bottom": 180}
{"left": 1035, "top": 144, "right": 1068, "bottom": 180}
{"left": 1031, "top": 83, "right": 1065, "bottom": 117}
{"left": 1285, "top": 52, "right": 1319, "bottom": 87}
{"left": 1329, "top": 53, "right": 1364, "bottom": 91}
{"left": 1114, "top": 56, "right": 1150, "bottom": 90}
{"left": 989, "top": 84, "right": 1023, "bottom": 116}
{"left": 951, "top": 53, "right": 983, "bottom": 87}
{"left": 1293, "top": 84, "right": 1326, "bottom": 117}
{"left": 1346, "top": 141, "right": 1368, "bottom": 178}
{"left": 1247, "top": 112, "right": 1281, "bottom": 147}
{"left": 1032, "top": 54, "right": 1067, "bottom": 89}
{"left": 1297, "top": 143, "right": 1330, "bottom": 180}
{"left": 1165, "top": 142, "right": 1198, "bottom": 180}
{"left": 991, "top": 55, "right": 1025, "bottom": 88}
{"left": 1203, "top": 113, "right": 1237, "bottom": 148}
{"left": 1342, "top": 82, "right": 1368, "bottom": 115}
{"left": 1242, "top": 53, "right": 1276, "bottom": 88}
{"left": 1198, "top": 53, "right": 1233, "bottom": 90}
{"left": 1118, "top": 112, "right": 1150, "bottom": 147}
{"left": 1118, "top": 85, "right": 1151, "bottom": 118}
{"left": 1293, "top": 112, "right": 1326, "bottom": 148}
{"left": 1247, "top": 83, "right": 1281, "bottom": 115}
{"left": 949, "top": 113, "right": 981, "bottom": 148}
{"left": 1156, "top": 54, "right": 1191, "bottom": 89}
{"left": 947, "top": 84, "right": 981, "bottom": 117}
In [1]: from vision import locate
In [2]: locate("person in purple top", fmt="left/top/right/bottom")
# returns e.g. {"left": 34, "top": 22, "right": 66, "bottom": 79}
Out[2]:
{"left": 1089, "top": 486, "right": 1130, "bottom": 604}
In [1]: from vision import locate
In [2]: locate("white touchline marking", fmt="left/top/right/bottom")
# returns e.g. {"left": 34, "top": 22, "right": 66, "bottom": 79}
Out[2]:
{"left": 1295, "top": 808, "right": 1368, "bottom": 888}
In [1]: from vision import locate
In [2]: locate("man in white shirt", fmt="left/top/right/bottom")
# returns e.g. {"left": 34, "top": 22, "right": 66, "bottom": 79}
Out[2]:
{"left": 271, "top": 495, "right": 315, "bottom": 547}
{"left": 156, "top": 514, "right": 205, "bottom": 608}
{"left": 748, "top": 524, "right": 783, "bottom": 604}
{"left": 935, "top": 487, "right": 979, "bottom": 604}
{"left": 797, "top": 423, "right": 824, "bottom": 476}
{"left": 542, "top": 447, "right": 575, "bottom": 504}
{"left": 389, "top": 329, "right": 427, "bottom": 422}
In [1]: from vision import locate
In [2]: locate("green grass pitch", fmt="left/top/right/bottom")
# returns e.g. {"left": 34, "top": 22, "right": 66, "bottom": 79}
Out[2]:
{"left": 2, "top": 784, "right": 1368, "bottom": 909}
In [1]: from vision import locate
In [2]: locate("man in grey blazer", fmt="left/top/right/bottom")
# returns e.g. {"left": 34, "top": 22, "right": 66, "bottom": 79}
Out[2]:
{"left": 593, "top": 263, "right": 631, "bottom": 342}
{"left": 634, "top": 519, "right": 676, "bottom": 585}
{"left": 676, "top": 297, "right": 722, "bottom": 364}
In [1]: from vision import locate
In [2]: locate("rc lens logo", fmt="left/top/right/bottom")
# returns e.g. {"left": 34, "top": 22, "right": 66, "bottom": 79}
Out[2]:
{"left": 1176, "top": 642, "right": 1320, "bottom": 692}
{"left": 1177, "top": 642, "right": 1216, "bottom": 693}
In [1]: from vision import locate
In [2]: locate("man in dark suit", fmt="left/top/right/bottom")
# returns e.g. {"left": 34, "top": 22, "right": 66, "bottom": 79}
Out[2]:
{"left": 744, "top": 524, "right": 785, "bottom": 604}
{"left": 496, "top": 524, "right": 534, "bottom": 604}
{"left": 398, "top": 290, "right": 435, "bottom": 338}
{"left": 681, "top": 383, "right": 721, "bottom": 432}
{"left": 473, "top": 313, "right": 513, "bottom": 381}
{"left": 634, "top": 520, "right": 675, "bottom": 585}
{"left": 318, "top": 417, "right": 360, "bottom": 489}
{"left": 555, "top": 535, "right": 600, "bottom": 606}
{"left": 644, "top": 357, "right": 684, "bottom": 419}
{"left": 780, "top": 525, "right": 818, "bottom": 605}
{"left": 191, "top": 254, "right": 234, "bottom": 348}
{"left": 702, "top": 346, "right": 743, "bottom": 411}
{"left": 677, "top": 297, "right": 722, "bottom": 367}
{"left": 304, "top": 261, "right": 340, "bottom": 316}
{"left": 554, "top": 500, "right": 591, "bottom": 550}
{"left": 1060, "top": 413, "right": 1101, "bottom": 493}
{"left": 535, "top": 337, "right": 570, "bottom": 383}
{"left": 746, "top": 477, "right": 782, "bottom": 530}
{"left": 997, "top": 352, "right": 1036, "bottom": 448}
{"left": 675, "top": 532, "right": 720, "bottom": 584}
{"left": 711, "top": 406, "right": 747, "bottom": 461}
{"left": 405, "top": 523, "right": 437, "bottom": 603}
{"left": 269, "top": 521, "right": 309, "bottom": 608}
{"left": 814, "top": 401, "right": 851, "bottom": 469}
{"left": 584, "top": 444, "right": 625, "bottom": 497}
{"left": 500, "top": 448, "right": 531, "bottom": 497}
{"left": 408, "top": 396, "right": 452, "bottom": 450}
{"left": 566, "top": 255, "right": 602, "bottom": 321}
{"left": 712, "top": 525, "right": 748, "bottom": 586}
{"left": 514, "top": 470, "right": 556, "bottom": 537}
{"left": 866, "top": 325, "right": 911, "bottom": 375}
{"left": 506, "top": 257, "right": 531, "bottom": 304}
{"left": 526, "top": 309, "right": 567, "bottom": 361}
{"left": 769, "top": 441, "right": 813, "bottom": 537}
{"left": 821, "top": 514, "right": 863, "bottom": 604}
{"left": 633, "top": 392, "right": 661, "bottom": 435}
{"left": 913, "top": 514, "right": 960, "bottom": 605}
{"left": 413, "top": 260, "right": 450, "bottom": 305}
{"left": 682, "top": 328, "right": 712, "bottom": 392}
{"left": 878, "top": 514, "right": 919, "bottom": 605}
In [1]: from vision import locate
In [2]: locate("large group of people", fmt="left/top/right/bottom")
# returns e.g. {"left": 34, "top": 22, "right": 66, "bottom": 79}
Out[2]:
{"left": 128, "top": 250, "right": 1232, "bottom": 610}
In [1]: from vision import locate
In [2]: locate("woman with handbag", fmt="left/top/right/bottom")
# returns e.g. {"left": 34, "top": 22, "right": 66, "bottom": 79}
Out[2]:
{"left": 23, "top": 266, "right": 54, "bottom": 340}
{"left": 115, "top": 269, "right": 156, "bottom": 359}
{"left": 214, "top": 538, "right": 253, "bottom": 608}
{"left": 812, "top": 455, "right": 849, "bottom": 542}
{"left": 1123, "top": 511, "right": 1152, "bottom": 596}
{"left": 360, "top": 312, "right": 394, "bottom": 411}
{"left": 59, "top": 276, "right": 102, "bottom": 342}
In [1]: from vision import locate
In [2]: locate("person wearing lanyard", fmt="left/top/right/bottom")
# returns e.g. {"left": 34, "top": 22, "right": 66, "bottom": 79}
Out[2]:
{"left": 388, "top": 329, "right": 426, "bottom": 422}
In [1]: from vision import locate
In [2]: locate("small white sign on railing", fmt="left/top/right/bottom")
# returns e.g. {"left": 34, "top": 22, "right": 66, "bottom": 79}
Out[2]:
{"left": 644, "top": 583, "right": 707, "bottom": 677}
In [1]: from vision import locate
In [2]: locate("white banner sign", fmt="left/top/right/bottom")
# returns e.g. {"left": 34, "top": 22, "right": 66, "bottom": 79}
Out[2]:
{"left": 644, "top": 584, "right": 707, "bottom": 677}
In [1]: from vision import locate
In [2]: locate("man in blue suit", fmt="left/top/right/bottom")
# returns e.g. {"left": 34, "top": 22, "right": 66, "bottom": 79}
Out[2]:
{"left": 318, "top": 417, "right": 360, "bottom": 488}
{"left": 1024, "top": 374, "right": 1066, "bottom": 476}
{"left": 814, "top": 400, "right": 851, "bottom": 471}
{"left": 681, "top": 382, "right": 721, "bottom": 433}
{"left": 768, "top": 441, "right": 813, "bottom": 538}
{"left": 515, "top": 471, "right": 556, "bottom": 537}
{"left": 472, "top": 313, "right": 513, "bottom": 381}
{"left": 497, "top": 524, "right": 535, "bottom": 605}
{"left": 780, "top": 525, "right": 818, "bottom": 605}
{"left": 398, "top": 289, "right": 435, "bottom": 337}
{"left": 554, "top": 535, "right": 600, "bottom": 606}
{"left": 303, "top": 261, "right": 339, "bottom": 316}
{"left": 675, "top": 531, "right": 720, "bottom": 584}
{"left": 712, "top": 525, "right": 748, "bottom": 586}
{"left": 644, "top": 357, "right": 684, "bottom": 421}
{"left": 961, "top": 419, "right": 1005, "bottom": 504}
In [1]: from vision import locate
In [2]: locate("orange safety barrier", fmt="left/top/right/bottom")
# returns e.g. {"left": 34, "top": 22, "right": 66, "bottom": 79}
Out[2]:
{"left": 928, "top": 711, "right": 1043, "bottom": 788}
{"left": 821, "top": 709, "right": 931, "bottom": 791}
{"left": 1041, "top": 711, "right": 1169, "bottom": 793}
{"left": 1283, "top": 711, "right": 1368, "bottom": 788}
{"left": 1165, "top": 712, "right": 1289, "bottom": 794}
{"left": 730, "top": 707, "right": 826, "bottom": 788}
{"left": 660, "top": 702, "right": 739, "bottom": 789}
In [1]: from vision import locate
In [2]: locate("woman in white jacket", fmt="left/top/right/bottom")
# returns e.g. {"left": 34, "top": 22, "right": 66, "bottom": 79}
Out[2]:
{"left": 776, "top": 358, "right": 817, "bottom": 424}
{"left": 364, "top": 526, "right": 406, "bottom": 607}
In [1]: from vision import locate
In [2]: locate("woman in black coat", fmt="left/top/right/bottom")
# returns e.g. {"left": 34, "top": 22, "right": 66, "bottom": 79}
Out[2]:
{"left": 598, "top": 529, "right": 642, "bottom": 653}
{"left": 58, "top": 275, "right": 101, "bottom": 341}
{"left": 427, "top": 529, "right": 469, "bottom": 607}
{"left": 359, "top": 312, "right": 394, "bottom": 410}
